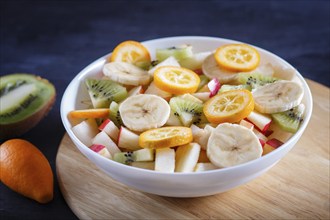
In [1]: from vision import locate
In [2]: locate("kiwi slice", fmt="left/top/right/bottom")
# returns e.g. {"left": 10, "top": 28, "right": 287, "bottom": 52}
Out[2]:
{"left": 150, "top": 60, "right": 160, "bottom": 67}
{"left": 197, "top": 75, "right": 209, "bottom": 91}
{"left": 136, "top": 61, "right": 152, "bottom": 70}
{"left": 114, "top": 149, "right": 154, "bottom": 165}
{"left": 85, "top": 78, "right": 127, "bottom": 108}
{"left": 169, "top": 96, "right": 204, "bottom": 127}
{"left": 218, "top": 84, "right": 252, "bottom": 93}
{"left": 271, "top": 104, "right": 305, "bottom": 133}
{"left": 109, "top": 101, "right": 123, "bottom": 127}
{"left": 114, "top": 151, "right": 135, "bottom": 165}
{"left": 156, "top": 45, "right": 193, "bottom": 62}
{"left": 237, "top": 72, "right": 278, "bottom": 89}
{"left": 195, "top": 113, "right": 210, "bottom": 127}
{"left": 0, "top": 74, "right": 55, "bottom": 139}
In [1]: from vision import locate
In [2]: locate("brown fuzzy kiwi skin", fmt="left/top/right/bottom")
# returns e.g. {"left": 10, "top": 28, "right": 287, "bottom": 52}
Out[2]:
{"left": 0, "top": 75, "right": 56, "bottom": 140}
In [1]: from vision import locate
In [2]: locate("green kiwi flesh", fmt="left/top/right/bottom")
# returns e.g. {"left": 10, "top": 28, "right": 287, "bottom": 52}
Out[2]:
{"left": 156, "top": 45, "right": 193, "bottom": 62}
{"left": 114, "top": 149, "right": 154, "bottom": 165}
{"left": 271, "top": 104, "right": 305, "bottom": 133}
{"left": 237, "top": 72, "right": 278, "bottom": 89}
{"left": 109, "top": 101, "right": 123, "bottom": 127}
{"left": 135, "top": 61, "right": 152, "bottom": 70}
{"left": 0, "top": 74, "right": 56, "bottom": 139}
{"left": 114, "top": 151, "right": 134, "bottom": 165}
{"left": 85, "top": 79, "right": 127, "bottom": 108}
{"left": 219, "top": 84, "right": 252, "bottom": 93}
{"left": 197, "top": 75, "right": 209, "bottom": 91}
{"left": 169, "top": 96, "right": 204, "bottom": 127}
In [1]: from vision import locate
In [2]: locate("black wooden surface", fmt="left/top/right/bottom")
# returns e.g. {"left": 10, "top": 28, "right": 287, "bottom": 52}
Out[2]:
{"left": 1, "top": 0, "right": 329, "bottom": 219}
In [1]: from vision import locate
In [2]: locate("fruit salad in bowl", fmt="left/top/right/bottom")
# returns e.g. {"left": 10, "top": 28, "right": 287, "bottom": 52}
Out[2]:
{"left": 60, "top": 36, "right": 312, "bottom": 197}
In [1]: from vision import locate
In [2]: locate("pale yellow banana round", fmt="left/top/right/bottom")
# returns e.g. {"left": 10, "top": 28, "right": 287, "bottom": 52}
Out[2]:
{"left": 252, "top": 80, "right": 304, "bottom": 114}
{"left": 202, "top": 54, "right": 238, "bottom": 83}
{"left": 207, "top": 123, "right": 262, "bottom": 168}
{"left": 119, "top": 94, "right": 170, "bottom": 132}
{"left": 103, "top": 61, "right": 151, "bottom": 86}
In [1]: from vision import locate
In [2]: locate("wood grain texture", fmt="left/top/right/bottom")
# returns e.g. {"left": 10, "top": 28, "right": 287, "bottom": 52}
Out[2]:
{"left": 56, "top": 79, "right": 330, "bottom": 219}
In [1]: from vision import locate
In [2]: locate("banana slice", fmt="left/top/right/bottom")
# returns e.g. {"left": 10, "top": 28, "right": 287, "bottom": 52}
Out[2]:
{"left": 119, "top": 94, "right": 170, "bottom": 132}
{"left": 103, "top": 61, "right": 151, "bottom": 86}
{"left": 207, "top": 123, "right": 262, "bottom": 168}
{"left": 252, "top": 80, "right": 304, "bottom": 114}
{"left": 202, "top": 54, "right": 237, "bottom": 83}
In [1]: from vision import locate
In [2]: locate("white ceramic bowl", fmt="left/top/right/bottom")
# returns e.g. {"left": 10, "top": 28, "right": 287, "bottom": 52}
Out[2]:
{"left": 60, "top": 36, "right": 313, "bottom": 197}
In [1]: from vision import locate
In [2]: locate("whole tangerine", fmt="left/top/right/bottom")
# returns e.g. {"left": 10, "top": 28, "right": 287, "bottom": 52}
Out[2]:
{"left": 0, "top": 139, "right": 53, "bottom": 203}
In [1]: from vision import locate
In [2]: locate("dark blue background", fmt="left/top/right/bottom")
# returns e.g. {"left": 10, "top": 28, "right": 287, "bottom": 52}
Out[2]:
{"left": 1, "top": 0, "right": 329, "bottom": 219}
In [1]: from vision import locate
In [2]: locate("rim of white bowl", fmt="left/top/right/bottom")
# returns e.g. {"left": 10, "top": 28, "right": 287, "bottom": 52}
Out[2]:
{"left": 60, "top": 36, "right": 313, "bottom": 176}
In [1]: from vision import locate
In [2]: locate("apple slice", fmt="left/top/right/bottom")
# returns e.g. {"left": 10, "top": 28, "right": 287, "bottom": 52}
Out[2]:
{"left": 207, "top": 78, "right": 221, "bottom": 97}
{"left": 192, "top": 92, "right": 210, "bottom": 102}
{"left": 144, "top": 81, "right": 172, "bottom": 101}
{"left": 252, "top": 127, "right": 268, "bottom": 148}
{"left": 253, "top": 128, "right": 268, "bottom": 142}
{"left": 263, "top": 129, "right": 274, "bottom": 137}
{"left": 191, "top": 123, "right": 203, "bottom": 135}
{"left": 69, "top": 108, "right": 110, "bottom": 119}
{"left": 175, "top": 143, "right": 201, "bottom": 173}
{"left": 90, "top": 144, "right": 111, "bottom": 159}
{"left": 239, "top": 119, "right": 254, "bottom": 130}
{"left": 117, "top": 127, "right": 141, "bottom": 150}
{"left": 194, "top": 162, "right": 218, "bottom": 172}
{"left": 267, "top": 138, "right": 284, "bottom": 147}
{"left": 262, "top": 138, "right": 284, "bottom": 156}
{"left": 259, "top": 139, "right": 266, "bottom": 147}
{"left": 133, "top": 148, "right": 154, "bottom": 162}
{"left": 98, "top": 119, "right": 119, "bottom": 142}
{"left": 92, "top": 131, "right": 121, "bottom": 156}
{"left": 246, "top": 111, "right": 272, "bottom": 132}
{"left": 194, "top": 69, "right": 203, "bottom": 75}
{"left": 127, "top": 85, "right": 144, "bottom": 97}
{"left": 190, "top": 124, "right": 213, "bottom": 150}
{"left": 71, "top": 119, "right": 99, "bottom": 146}
{"left": 155, "top": 148, "right": 175, "bottom": 173}
{"left": 268, "top": 123, "right": 293, "bottom": 143}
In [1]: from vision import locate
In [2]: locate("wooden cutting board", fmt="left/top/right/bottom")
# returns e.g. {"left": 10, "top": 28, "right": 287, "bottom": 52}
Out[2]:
{"left": 56, "top": 79, "right": 330, "bottom": 219}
